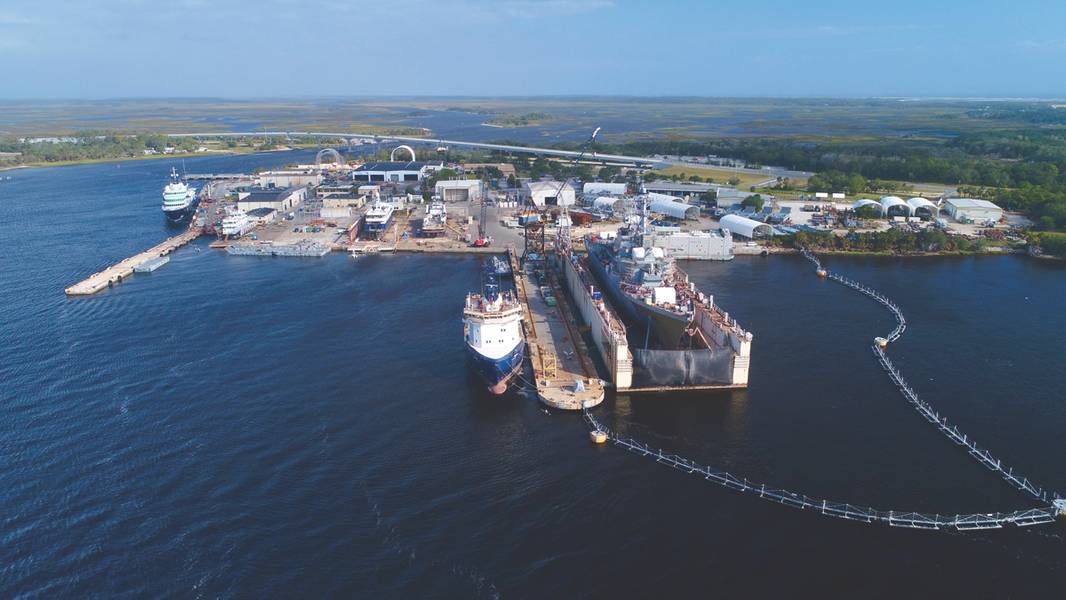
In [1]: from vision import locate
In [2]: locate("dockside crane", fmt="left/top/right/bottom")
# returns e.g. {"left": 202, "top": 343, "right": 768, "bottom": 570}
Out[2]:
{"left": 522, "top": 127, "right": 602, "bottom": 270}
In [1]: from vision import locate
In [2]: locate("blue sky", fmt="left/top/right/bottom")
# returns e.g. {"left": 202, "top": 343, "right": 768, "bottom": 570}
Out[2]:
{"left": 2, "top": 0, "right": 1065, "bottom": 98}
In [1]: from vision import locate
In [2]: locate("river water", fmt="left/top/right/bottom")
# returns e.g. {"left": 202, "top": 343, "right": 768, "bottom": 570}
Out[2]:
{"left": 2, "top": 151, "right": 1065, "bottom": 598}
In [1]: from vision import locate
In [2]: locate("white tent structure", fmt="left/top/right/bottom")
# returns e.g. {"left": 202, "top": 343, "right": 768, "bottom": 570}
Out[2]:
{"left": 852, "top": 199, "right": 882, "bottom": 214}
{"left": 907, "top": 197, "right": 939, "bottom": 218}
{"left": 880, "top": 195, "right": 910, "bottom": 217}
{"left": 719, "top": 214, "right": 773, "bottom": 239}
{"left": 648, "top": 198, "right": 700, "bottom": 220}
{"left": 592, "top": 196, "right": 619, "bottom": 210}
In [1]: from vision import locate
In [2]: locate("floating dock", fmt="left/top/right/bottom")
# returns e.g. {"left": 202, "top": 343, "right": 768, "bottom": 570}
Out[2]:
{"left": 133, "top": 255, "right": 170, "bottom": 273}
{"left": 65, "top": 225, "right": 202, "bottom": 296}
{"left": 509, "top": 248, "right": 605, "bottom": 410}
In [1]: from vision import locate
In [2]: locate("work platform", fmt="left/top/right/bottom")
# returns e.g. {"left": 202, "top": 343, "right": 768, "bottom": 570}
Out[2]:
{"left": 509, "top": 248, "right": 605, "bottom": 410}
{"left": 65, "top": 224, "right": 202, "bottom": 296}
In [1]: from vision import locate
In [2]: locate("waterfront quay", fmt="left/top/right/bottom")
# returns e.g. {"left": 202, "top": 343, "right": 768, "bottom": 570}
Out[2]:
{"left": 64, "top": 224, "right": 202, "bottom": 296}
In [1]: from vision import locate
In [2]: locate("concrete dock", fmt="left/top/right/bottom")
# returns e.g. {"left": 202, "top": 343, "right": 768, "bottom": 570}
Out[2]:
{"left": 65, "top": 224, "right": 202, "bottom": 296}
{"left": 509, "top": 248, "right": 605, "bottom": 410}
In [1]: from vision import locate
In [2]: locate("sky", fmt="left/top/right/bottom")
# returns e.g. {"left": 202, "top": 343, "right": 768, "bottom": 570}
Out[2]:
{"left": 2, "top": 0, "right": 1066, "bottom": 99}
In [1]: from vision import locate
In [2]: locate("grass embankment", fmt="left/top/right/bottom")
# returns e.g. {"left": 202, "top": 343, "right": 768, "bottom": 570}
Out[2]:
{"left": 653, "top": 164, "right": 779, "bottom": 188}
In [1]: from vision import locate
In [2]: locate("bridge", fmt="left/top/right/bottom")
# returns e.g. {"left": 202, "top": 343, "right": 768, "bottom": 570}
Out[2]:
{"left": 166, "top": 131, "right": 665, "bottom": 168}
{"left": 580, "top": 248, "right": 1065, "bottom": 532}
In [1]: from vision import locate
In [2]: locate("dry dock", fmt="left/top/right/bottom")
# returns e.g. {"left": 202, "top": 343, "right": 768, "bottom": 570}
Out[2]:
{"left": 509, "top": 248, "right": 605, "bottom": 410}
{"left": 65, "top": 225, "right": 202, "bottom": 296}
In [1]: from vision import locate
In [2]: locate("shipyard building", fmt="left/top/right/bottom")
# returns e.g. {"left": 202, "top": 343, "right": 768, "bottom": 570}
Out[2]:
{"left": 943, "top": 198, "right": 1003, "bottom": 222}
{"left": 236, "top": 186, "right": 308, "bottom": 212}
{"left": 353, "top": 161, "right": 438, "bottom": 183}
{"left": 435, "top": 179, "right": 484, "bottom": 203}
{"left": 524, "top": 180, "right": 576, "bottom": 207}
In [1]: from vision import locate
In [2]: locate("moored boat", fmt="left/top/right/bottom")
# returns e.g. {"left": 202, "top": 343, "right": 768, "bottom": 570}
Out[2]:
{"left": 161, "top": 167, "right": 198, "bottom": 222}
{"left": 463, "top": 267, "right": 525, "bottom": 394}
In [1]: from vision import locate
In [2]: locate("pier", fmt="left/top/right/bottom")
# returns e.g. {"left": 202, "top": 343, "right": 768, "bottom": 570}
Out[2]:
{"left": 64, "top": 225, "right": 202, "bottom": 296}
{"left": 509, "top": 248, "right": 605, "bottom": 410}
{"left": 578, "top": 248, "right": 1066, "bottom": 532}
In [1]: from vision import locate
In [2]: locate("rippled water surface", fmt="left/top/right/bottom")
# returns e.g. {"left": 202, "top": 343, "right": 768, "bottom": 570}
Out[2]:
{"left": 2, "top": 152, "right": 1066, "bottom": 598}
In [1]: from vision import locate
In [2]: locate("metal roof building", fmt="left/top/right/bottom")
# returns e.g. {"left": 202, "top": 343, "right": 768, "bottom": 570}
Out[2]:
{"left": 642, "top": 181, "right": 715, "bottom": 198}
{"left": 648, "top": 197, "right": 700, "bottom": 220}
{"left": 353, "top": 161, "right": 433, "bottom": 183}
{"left": 943, "top": 198, "right": 1003, "bottom": 222}
{"left": 523, "top": 180, "right": 576, "bottom": 207}
{"left": 583, "top": 182, "right": 628, "bottom": 196}
{"left": 719, "top": 214, "right": 773, "bottom": 239}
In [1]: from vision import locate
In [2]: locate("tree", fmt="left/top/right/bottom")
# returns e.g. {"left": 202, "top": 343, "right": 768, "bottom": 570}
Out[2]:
{"left": 741, "top": 194, "right": 764, "bottom": 211}
{"left": 728, "top": 176, "right": 741, "bottom": 186}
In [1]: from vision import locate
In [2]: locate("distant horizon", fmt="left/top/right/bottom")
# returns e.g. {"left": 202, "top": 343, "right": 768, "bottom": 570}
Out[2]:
{"left": 3, "top": 95, "right": 1066, "bottom": 103}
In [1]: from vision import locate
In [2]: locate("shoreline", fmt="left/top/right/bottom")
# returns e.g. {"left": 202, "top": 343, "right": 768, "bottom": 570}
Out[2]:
{"left": 0, "top": 150, "right": 239, "bottom": 171}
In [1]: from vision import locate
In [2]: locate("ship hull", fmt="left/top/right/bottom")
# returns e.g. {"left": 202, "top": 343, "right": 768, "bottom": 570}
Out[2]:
{"left": 627, "top": 295, "right": 691, "bottom": 348}
{"left": 465, "top": 340, "right": 525, "bottom": 394}
{"left": 162, "top": 197, "right": 199, "bottom": 223}
{"left": 587, "top": 243, "right": 691, "bottom": 349}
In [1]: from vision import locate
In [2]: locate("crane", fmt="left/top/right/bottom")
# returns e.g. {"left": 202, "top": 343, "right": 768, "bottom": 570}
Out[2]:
{"left": 522, "top": 127, "right": 602, "bottom": 268}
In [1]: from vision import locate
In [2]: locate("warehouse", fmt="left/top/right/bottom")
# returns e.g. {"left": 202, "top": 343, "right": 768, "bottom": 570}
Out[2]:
{"left": 523, "top": 180, "right": 576, "bottom": 207}
{"left": 256, "top": 169, "right": 322, "bottom": 188}
{"left": 353, "top": 161, "right": 433, "bottom": 182}
{"left": 943, "top": 198, "right": 1003, "bottom": 223}
{"left": 236, "top": 186, "right": 308, "bottom": 212}
{"left": 719, "top": 214, "right": 773, "bottom": 239}
{"left": 435, "top": 179, "right": 483, "bottom": 203}
{"left": 642, "top": 181, "right": 714, "bottom": 199}
{"left": 583, "top": 182, "right": 628, "bottom": 196}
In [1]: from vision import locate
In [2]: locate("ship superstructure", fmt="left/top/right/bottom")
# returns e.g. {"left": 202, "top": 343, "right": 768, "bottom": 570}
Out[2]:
{"left": 421, "top": 200, "right": 447, "bottom": 236}
{"left": 161, "top": 167, "right": 198, "bottom": 222}
{"left": 463, "top": 266, "right": 525, "bottom": 394}
{"left": 586, "top": 228, "right": 752, "bottom": 387}
{"left": 220, "top": 208, "right": 255, "bottom": 239}
{"left": 362, "top": 201, "right": 395, "bottom": 239}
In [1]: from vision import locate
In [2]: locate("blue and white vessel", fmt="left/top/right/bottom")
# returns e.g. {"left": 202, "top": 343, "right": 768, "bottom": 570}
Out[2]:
{"left": 361, "top": 201, "right": 394, "bottom": 239}
{"left": 161, "top": 167, "right": 198, "bottom": 222}
{"left": 463, "top": 268, "right": 525, "bottom": 394}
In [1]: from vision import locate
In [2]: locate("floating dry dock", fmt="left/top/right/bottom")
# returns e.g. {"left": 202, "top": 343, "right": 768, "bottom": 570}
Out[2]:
{"left": 509, "top": 248, "right": 605, "bottom": 410}
{"left": 65, "top": 225, "right": 202, "bottom": 296}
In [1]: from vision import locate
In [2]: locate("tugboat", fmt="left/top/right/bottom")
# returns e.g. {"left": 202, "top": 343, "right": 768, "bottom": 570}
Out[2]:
{"left": 463, "top": 265, "right": 525, "bottom": 394}
{"left": 161, "top": 167, "right": 198, "bottom": 222}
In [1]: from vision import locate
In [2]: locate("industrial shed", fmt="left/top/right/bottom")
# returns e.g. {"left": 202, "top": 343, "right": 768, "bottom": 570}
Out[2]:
{"left": 524, "top": 181, "right": 576, "bottom": 207}
{"left": 906, "top": 197, "right": 939, "bottom": 218}
{"left": 880, "top": 196, "right": 910, "bottom": 218}
{"left": 435, "top": 179, "right": 483, "bottom": 203}
{"left": 943, "top": 198, "right": 1003, "bottom": 222}
{"left": 719, "top": 214, "right": 773, "bottom": 239}
{"left": 583, "top": 182, "right": 627, "bottom": 196}
{"left": 852, "top": 199, "right": 882, "bottom": 214}
{"left": 648, "top": 198, "right": 700, "bottom": 220}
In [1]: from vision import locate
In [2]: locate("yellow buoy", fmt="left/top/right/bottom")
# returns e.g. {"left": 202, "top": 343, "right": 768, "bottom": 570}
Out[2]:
{"left": 590, "top": 430, "right": 608, "bottom": 444}
{"left": 816, "top": 268, "right": 828, "bottom": 278}
{"left": 875, "top": 337, "right": 889, "bottom": 348}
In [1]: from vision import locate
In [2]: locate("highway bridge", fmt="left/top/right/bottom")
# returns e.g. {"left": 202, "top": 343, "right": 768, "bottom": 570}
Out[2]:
{"left": 167, "top": 131, "right": 665, "bottom": 168}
